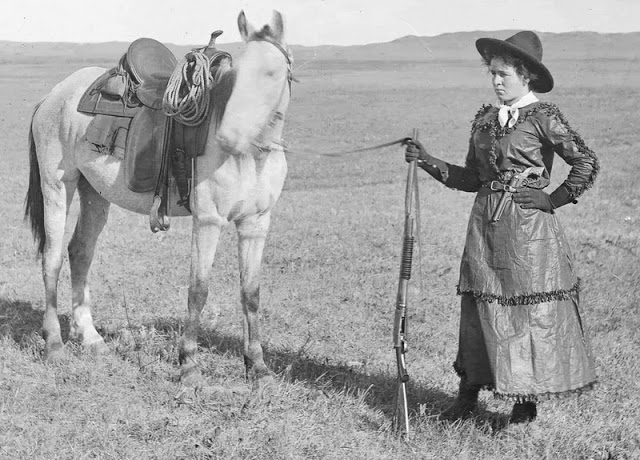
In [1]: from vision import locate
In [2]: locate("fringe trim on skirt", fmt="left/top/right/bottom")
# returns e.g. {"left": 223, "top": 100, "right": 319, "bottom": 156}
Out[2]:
{"left": 457, "top": 279, "right": 581, "bottom": 306}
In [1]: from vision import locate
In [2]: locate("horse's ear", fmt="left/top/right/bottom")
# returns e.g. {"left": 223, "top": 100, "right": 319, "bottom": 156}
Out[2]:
{"left": 237, "top": 10, "right": 255, "bottom": 42}
{"left": 271, "top": 10, "right": 285, "bottom": 42}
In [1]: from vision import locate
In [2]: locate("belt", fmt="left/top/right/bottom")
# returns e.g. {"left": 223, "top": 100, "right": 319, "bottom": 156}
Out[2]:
{"left": 481, "top": 180, "right": 517, "bottom": 193}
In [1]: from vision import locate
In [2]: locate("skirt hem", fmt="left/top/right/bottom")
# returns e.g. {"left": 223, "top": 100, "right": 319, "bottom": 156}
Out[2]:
{"left": 453, "top": 361, "right": 596, "bottom": 403}
{"left": 492, "top": 380, "right": 597, "bottom": 403}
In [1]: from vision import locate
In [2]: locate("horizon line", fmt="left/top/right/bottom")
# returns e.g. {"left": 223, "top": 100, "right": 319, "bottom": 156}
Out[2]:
{"left": 2, "top": 29, "right": 639, "bottom": 48}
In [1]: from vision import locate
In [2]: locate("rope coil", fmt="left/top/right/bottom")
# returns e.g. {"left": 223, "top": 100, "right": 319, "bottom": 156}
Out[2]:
{"left": 163, "top": 52, "right": 213, "bottom": 127}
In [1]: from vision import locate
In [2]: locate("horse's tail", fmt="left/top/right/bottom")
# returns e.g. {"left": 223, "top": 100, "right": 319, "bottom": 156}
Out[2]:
{"left": 24, "top": 99, "right": 46, "bottom": 256}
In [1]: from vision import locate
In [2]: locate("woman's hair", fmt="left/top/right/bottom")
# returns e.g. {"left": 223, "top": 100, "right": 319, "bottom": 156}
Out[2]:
{"left": 481, "top": 52, "right": 542, "bottom": 92}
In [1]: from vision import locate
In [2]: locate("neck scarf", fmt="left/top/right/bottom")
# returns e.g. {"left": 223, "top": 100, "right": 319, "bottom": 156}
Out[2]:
{"left": 498, "top": 92, "right": 539, "bottom": 128}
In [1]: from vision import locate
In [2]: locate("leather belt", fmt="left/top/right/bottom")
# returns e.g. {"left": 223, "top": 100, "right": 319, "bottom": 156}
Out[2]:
{"left": 483, "top": 181, "right": 517, "bottom": 193}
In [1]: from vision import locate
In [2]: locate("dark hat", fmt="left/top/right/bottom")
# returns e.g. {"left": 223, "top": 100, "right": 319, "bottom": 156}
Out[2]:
{"left": 475, "top": 30, "right": 554, "bottom": 93}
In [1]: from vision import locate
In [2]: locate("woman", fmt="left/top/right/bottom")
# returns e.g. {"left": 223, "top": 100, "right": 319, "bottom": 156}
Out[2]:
{"left": 405, "top": 31, "right": 598, "bottom": 423}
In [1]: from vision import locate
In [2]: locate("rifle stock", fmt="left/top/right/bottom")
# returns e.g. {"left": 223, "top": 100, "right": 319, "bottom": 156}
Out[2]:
{"left": 392, "top": 128, "right": 419, "bottom": 437}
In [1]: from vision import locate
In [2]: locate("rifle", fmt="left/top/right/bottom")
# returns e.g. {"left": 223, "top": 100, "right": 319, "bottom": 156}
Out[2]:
{"left": 392, "top": 128, "right": 420, "bottom": 437}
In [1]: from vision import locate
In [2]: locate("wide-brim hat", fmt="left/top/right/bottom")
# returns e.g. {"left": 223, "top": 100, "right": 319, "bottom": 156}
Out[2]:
{"left": 475, "top": 30, "right": 554, "bottom": 93}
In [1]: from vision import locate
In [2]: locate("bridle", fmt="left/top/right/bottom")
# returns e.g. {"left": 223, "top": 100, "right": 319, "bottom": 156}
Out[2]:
{"left": 248, "top": 37, "right": 295, "bottom": 86}
{"left": 245, "top": 37, "right": 295, "bottom": 155}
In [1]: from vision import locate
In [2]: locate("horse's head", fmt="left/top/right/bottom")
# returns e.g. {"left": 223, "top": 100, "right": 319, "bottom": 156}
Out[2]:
{"left": 216, "top": 10, "right": 292, "bottom": 156}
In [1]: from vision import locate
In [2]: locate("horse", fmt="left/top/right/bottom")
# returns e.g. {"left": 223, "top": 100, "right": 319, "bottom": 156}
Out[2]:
{"left": 24, "top": 10, "right": 292, "bottom": 386}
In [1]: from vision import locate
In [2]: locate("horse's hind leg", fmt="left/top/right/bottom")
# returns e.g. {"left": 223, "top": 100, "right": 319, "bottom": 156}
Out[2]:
{"left": 236, "top": 212, "right": 273, "bottom": 383}
{"left": 40, "top": 176, "right": 77, "bottom": 361}
{"left": 67, "top": 175, "right": 110, "bottom": 355}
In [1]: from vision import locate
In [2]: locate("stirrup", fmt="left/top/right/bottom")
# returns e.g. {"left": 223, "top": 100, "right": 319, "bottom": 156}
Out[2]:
{"left": 150, "top": 195, "right": 170, "bottom": 232}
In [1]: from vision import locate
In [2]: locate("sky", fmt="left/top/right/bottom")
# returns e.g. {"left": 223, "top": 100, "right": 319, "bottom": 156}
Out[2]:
{"left": 2, "top": 0, "right": 639, "bottom": 46}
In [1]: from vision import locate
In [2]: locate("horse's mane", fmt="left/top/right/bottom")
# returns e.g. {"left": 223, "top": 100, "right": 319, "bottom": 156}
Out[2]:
{"left": 210, "top": 66, "right": 236, "bottom": 133}
{"left": 249, "top": 25, "right": 279, "bottom": 42}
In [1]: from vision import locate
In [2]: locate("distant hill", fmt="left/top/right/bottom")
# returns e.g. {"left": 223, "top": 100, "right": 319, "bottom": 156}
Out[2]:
{"left": 291, "top": 31, "right": 640, "bottom": 61}
{"left": 1, "top": 31, "right": 639, "bottom": 64}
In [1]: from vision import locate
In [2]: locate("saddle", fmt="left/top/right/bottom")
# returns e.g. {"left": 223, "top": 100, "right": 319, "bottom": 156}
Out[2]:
{"left": 77, "top": 32, "right": 231, "bottom": 231}
{"left": 78, "top": 37, "right": 178, "bottom": 119}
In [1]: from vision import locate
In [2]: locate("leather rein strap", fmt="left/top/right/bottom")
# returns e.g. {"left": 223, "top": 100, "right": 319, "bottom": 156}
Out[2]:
{"left": 320, "top": 137, "right": 411, "bottom": 157}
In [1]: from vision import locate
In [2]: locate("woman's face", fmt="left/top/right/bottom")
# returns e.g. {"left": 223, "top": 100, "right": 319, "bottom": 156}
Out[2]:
{"left": 490, "top": 57, "right": 530, "bottom": 105}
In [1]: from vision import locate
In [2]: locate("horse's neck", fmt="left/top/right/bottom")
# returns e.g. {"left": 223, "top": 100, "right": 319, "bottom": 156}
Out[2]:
{"left": 211, "top": 67, "right": 236, "bottom": 132}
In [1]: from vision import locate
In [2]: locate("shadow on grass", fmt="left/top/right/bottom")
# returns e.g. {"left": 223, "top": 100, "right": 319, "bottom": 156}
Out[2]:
{"left": 149, "top": 317, "right": 459, "bottom": 422}
{"left": 0, "top": 301, "right": 508, "bottom": 429}
{"left": 0, "top": 297, "right": 70, "bottom": 345}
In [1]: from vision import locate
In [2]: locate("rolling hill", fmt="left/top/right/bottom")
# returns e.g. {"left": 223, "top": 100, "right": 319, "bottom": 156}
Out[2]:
{"left": 1, "top": 31, "right": 638, "bottom": 64}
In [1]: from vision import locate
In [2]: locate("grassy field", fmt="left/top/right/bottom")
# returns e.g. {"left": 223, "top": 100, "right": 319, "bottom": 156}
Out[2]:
{"left": 0, "top": 50, "right": 639, "bottom": 459}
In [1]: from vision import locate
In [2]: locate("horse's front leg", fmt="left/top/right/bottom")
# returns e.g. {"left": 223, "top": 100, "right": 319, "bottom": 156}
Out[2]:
{"left": 179, "top": 215, "right": 222, "bottom": 387}
{"left": 236, "top": 212, "right": 273, "bottom": 383}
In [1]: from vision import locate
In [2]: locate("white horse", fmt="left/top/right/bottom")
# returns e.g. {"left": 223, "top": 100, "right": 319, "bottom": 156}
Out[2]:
{"left": 24, "top": 10, "right": 292, "bottom": 386}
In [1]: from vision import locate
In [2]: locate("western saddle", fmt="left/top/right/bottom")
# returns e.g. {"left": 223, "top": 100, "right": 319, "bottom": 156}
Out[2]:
{"left": 78, "top": 31, "right": 231, "bottom": 232}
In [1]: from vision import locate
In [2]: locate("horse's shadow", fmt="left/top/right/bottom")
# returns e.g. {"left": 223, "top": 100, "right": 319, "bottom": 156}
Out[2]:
{"left": 0, "top": 297, "right": 509, "bottom": 431}
{"left": 149, "top": 318, "right": 508, "bottom": 429}
{"left": 0, "top": 297, "right": 70, "bottom": 345}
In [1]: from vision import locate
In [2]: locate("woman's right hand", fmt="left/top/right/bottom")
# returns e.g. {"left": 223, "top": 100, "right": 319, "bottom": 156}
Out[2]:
{"left": 402, "top": 138, "right": 454, "bottom": 185}
{"left": 403, "top": 138, "right": 428, "bottom": 163}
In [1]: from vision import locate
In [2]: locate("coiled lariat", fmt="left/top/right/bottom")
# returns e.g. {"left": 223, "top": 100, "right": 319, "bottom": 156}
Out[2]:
{"left": 163, "top": 51, "right": 213, "bottom": 127}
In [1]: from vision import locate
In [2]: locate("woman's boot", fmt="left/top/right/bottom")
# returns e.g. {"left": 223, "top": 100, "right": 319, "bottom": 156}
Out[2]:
{"left": 439, "top": 378, "right": 480, "bottom": 420}
{"left": 510, "top": 401, "right": 537, "bottom": 424}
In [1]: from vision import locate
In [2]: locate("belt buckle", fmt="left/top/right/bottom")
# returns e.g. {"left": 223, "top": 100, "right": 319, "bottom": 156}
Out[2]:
{"left": 489, "top": 181, "right": 516, "bottom": 193}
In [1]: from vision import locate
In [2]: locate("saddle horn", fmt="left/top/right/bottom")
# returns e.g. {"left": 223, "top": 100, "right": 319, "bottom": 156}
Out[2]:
{"left": 208, "top": 31, "right": 223, "bottom": 48}
{"left": 202, "top": 30, "right": 225, "bottom": 59}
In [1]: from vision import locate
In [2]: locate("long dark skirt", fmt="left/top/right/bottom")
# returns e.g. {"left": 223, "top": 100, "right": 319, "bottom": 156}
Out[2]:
{"left": 454, "top": 293, "right": 596, "bottom": 402}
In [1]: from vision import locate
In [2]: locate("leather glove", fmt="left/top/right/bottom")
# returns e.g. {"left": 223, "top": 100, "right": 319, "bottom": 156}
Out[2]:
{"left": 513, "top": 188, "right": 554, "bottom": 212}
{"left": 403, "top": 138, "right": 448, "bottom": 183}
{"left": 403, "top": 139, "right": 431, "bottom": 163}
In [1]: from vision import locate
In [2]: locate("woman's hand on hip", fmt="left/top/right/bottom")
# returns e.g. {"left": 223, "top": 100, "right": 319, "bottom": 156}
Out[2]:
{"left": 513, "top": 188, "right": 555, "bottom": 212}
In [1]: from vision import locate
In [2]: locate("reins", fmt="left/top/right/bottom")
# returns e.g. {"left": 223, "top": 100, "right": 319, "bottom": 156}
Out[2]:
{"left": 319, "top": 137, "right": 412, "bottom": 157}
{"left": 279, "top": 136, "right": 411, "bottom": 157}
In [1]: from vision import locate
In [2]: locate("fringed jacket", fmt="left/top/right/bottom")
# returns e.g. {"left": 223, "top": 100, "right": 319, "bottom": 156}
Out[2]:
{"left": 432, "top": 102, "right": 600, "bottom": 305}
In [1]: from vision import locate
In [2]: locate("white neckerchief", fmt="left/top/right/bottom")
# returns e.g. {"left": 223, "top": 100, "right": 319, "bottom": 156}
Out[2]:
{"left": 498, "top": 92, "right": 539, "bottom": 128}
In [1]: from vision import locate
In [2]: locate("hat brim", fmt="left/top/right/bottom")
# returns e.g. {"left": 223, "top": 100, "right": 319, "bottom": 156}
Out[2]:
{"left": 476, "top": 37, "right": 554, "bottom": 93}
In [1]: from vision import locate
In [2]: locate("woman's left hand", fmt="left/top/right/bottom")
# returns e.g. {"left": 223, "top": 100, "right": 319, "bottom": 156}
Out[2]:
{"left": 513, "top": 188, "right": 554, "bottom": 212}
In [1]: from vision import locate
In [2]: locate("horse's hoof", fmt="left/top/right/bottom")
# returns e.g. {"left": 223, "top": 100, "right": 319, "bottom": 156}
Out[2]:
{"left": 180, "top": 367, "right": 206, "bottom": 389}
{"left": 174, "top": 385, "right": 199, "bottom": 405}
{"left": 43, "top": 342, "right": 66, "bottom": 362}
{"left": 250, "top": 370, "right": 276, "bottom": 392}
{"left": 85, "top": 338, "right": 109, "bottom": 356}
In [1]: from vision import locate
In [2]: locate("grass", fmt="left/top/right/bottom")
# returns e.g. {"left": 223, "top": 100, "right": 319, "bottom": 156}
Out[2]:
{"left": 0, "top": 53, "right": 639, "bottom": 459}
